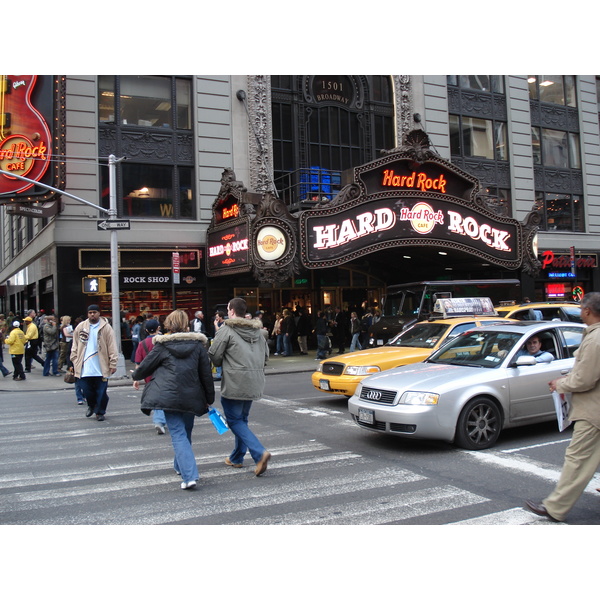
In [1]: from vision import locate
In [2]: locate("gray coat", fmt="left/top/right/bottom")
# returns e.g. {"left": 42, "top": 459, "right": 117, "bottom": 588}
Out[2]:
{"left": 208, "top": 317, "right": 269, "bottom": 401}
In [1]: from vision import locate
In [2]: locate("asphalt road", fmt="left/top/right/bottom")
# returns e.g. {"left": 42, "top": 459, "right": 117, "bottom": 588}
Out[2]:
{"left": 1, "top": 370, "right": 598, "bottom": 526}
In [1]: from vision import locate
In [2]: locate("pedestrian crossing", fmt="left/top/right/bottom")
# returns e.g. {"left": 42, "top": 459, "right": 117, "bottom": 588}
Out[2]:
{"left": 0, "top": 389, "right": 577, "bottom": 525}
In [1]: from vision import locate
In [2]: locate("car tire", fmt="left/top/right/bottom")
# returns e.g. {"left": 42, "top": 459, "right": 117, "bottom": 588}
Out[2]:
{"left": 454, "top": 397, "right": 502, "bottom": 450}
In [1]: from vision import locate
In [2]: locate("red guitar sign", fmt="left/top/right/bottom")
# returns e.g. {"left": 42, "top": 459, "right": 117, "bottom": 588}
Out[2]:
{"left": 0, "top": 75, "right": 52, "bottom": 195}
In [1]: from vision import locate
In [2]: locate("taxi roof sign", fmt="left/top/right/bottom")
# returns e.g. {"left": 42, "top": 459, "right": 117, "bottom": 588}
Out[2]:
{"left": 432, "top": 297, "right": 497, "bottom": 318}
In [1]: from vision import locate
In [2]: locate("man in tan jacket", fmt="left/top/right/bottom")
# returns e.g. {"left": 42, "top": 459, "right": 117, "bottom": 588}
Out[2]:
{"left": 525, "top": 291, "right": 600, "bottom": 521}
{"left": 70, "top": 305, "right": 118, "bottom": 421}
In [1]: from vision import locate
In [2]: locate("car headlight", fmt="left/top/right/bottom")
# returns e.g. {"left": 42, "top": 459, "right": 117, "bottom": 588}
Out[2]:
{"left": 345, "top": 365, "right": 381, "bottom": 376}
{"left": 399, "top": 391, "right": 439, "bottom": 405}
{"left": 316, "top": 364, "right": 323, "bottom": 373}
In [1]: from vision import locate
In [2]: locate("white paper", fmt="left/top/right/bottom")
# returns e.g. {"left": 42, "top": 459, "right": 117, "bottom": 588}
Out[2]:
{"left": 552, "top": 391, "right": 572, "bottom": 432}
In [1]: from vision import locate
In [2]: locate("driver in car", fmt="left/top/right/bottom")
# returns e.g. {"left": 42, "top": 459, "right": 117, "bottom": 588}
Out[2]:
{"left": 517, "top": 335, "right": 554, "bottom": 363}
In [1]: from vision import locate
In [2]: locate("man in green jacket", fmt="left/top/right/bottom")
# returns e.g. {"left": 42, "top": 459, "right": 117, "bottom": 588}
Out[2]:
{"left": 526, "top": 291, "right": 600, "bottom": 521}
{"left": 208, "top": 297, "right": 271, "bottom": 476}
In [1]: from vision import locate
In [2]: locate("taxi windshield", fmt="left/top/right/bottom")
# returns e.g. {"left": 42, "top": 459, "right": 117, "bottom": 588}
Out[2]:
{"left": 429, "top": 330, "right": 522, "bottom": 368}
{"left": 388, "top": 323, "right": 450, "bottom": 349}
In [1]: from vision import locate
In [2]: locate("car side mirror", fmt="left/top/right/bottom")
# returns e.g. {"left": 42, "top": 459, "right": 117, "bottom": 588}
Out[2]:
{"left": 515, "top": 355, "right": 537, "bottom": 367}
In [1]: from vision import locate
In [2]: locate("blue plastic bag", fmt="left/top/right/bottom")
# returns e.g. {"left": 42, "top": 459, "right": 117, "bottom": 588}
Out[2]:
{"left": 208, "top": 407, "right": 229, "bottom": 435}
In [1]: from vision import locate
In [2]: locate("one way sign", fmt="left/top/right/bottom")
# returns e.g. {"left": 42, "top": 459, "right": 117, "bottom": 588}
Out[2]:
{"left": 97, "top": 219, "right": 131, "bottom": 231}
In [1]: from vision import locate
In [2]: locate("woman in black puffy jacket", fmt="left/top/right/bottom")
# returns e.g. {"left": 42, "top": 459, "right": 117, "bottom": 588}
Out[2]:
{"left": 132, "top": 309, "right": 215, "bottom": 490}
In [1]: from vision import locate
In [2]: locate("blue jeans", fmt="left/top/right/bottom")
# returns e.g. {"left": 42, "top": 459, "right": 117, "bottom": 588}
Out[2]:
{"left": 75, "top": 379, "right": 85, "bottom": 403}
{"left": 349, "top": 333, "right": 362, "bottom": 352}
{"left": 163, "top": 411, "right": 198, "bottom": 483}
{"left": 221, "top": 397, "right": 266, "bottom": 464}
{"left": 153, "top": 409, "right": 166, "bottom": 426}
{"left": 282, "top": 334, "right": 293, "bottom": 356}
{"left": 316, "top": 334, "right": 329, "bottom": 359}
{"left": 275, "top": 334, "right": 284, "bottom": 354}
{"left": 78, "top": 376, "right": 109, "bottom": 415}
{"left": 43, "top": 348, "right": 59, "bottom": 376}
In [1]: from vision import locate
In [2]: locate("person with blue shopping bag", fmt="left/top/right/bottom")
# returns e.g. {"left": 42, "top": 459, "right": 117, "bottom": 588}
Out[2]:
{"left": 132, "top": 310, "right": 214, "bottom": 490}
{"left": 208, "top": 297, "right": 271, "bottom": 476}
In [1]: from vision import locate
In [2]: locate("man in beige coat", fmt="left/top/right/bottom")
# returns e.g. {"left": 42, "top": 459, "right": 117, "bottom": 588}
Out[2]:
{"left": 70, "top": 304, "right": 118, "bottom": 421}
{"left": 525, "top": 291, "right": 600, "bottom": 521}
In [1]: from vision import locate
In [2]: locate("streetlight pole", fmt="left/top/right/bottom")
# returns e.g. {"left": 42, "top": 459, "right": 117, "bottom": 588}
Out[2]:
{"left": 0, "top": 160, "right": 127, "bottom": 377}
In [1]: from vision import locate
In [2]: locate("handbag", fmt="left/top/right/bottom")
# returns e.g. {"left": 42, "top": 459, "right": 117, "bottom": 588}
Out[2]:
{"left": 64, "top": 369, "right": 76, "bottom": 384}
{"left": 207, "top": 407, "right": 229, "bottom": 435}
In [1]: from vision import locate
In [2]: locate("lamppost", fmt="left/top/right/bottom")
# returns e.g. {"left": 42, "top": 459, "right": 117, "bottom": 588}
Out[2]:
{"left": 0, "top": 154, "right": 127, "bottom": 377}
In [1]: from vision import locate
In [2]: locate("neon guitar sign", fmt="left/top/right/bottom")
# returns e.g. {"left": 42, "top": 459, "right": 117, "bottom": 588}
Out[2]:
{"left": 0, "top": 75, "right": 52, "bottom": 195}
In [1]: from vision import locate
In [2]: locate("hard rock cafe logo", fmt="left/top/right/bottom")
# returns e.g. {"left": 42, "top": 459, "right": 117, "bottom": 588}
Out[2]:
{"left": 256, "top": 226, "right": 286, "bottom": 261}
{"left": 0, "top": 134, "right": 48, "bottom": 178}
{"left": 400, "top": 202, "right": 444, "bottom": 235}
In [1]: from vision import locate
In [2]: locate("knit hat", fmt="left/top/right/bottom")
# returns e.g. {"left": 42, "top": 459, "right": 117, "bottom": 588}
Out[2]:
{"left": 87, "top": 304, "right": 100, "bottom": 312}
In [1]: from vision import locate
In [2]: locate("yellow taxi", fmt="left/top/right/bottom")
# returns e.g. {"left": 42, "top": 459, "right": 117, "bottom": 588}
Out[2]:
{"left": 495, "top": 301, "right": 581, "bottom": 322}
{"left": 311, "top": 297, "right": 514, "bottom": 397}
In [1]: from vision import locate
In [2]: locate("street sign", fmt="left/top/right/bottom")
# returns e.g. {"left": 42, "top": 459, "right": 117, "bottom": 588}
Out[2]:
{"left": 172, "top": 251, "right": 180, "bottom": 284}
{"left": 97, "top": 219, "right": 131, "bottom": 231}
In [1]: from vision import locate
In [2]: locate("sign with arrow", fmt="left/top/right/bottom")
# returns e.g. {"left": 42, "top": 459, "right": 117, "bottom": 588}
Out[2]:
{"left": 97, "top": 219, "right": 131, "bottom": 231}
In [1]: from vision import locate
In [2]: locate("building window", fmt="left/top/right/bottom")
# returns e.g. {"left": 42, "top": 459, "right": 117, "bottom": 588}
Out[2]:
{"left": 98, "top": 76, "right": 195, "bottom": 220}
{"left": 99, "top": 75, "right": 191, "bottom": 129}
{"left": 535, "top": 192, "right": 584, "bottom": 232}
{"left": 271, "top": 75, "right": 395, "bottom": 208}
{"left": 532, "top": 127, "right": 581, "bottom": 169}
{"left": 447, "top": 75, "right": 505, "bottom": 94}
{"left": 528, "top": 76, "right": 576, "bottom": 107}
{"left": 450, "top": 115, "right": 507, "bottom": 160}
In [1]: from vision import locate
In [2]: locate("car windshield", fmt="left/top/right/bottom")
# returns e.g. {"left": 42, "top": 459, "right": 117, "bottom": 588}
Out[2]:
{"left": 428, "top": 330, "right": 523, "bottom": 368}
{"left": 387, "top": 322, "right": 450, "bottom": 349}
{"left": 562, "top": 306, "right": 582, "bottom": 322}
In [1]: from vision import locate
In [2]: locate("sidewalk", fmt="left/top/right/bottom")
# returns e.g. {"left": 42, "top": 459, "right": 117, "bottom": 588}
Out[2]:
{"left": 0, "top": 352, "right": 321, "bottom": 393}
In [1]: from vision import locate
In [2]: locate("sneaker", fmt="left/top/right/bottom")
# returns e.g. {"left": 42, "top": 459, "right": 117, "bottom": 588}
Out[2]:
{"left": 86, "top": 406, "right": 94, "bottom": 418}
{"left": 3, "top": 371, "right": 11, "bottom": 377}
{"left": 181, "top": 480, "right": 197, "bottom": 490}
{"left": 77, "top": 401, "right": 85, "bottom": 405}
{"left": 155, "top": 424, "right": 166, "bottom": 435}
{"left": 225, "top": 457, "right": 243, "bottom": 468}
{"left": 255, "top": 451, "right": 271, "bottom": 476}
{"left": 96, "top": 414, "right": 105, "bottom": 421}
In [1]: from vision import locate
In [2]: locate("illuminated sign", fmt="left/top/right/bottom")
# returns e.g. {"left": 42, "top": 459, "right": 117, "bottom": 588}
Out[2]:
{"left": 82, "top": 277, "right": 106, "bottom": 294}
{"left": 540, "top": 250, "right": 597, "bottom": 270}
{"left": 382, "top": 170, "right": 447, "bottom": 194}
{"left": 256, "top": 225, "right": 287, "bottom": 261}
{"left": 548, "top": 272, "right": 576, "bottom": 279}
{"left": 302, "top": 197, "right": 519, "bottom": 267}
{"left": 0, "top": 75, "right": 62, "bottom": 202}
{"left": 206, "top": 219, "right": 251, "bottom": 276}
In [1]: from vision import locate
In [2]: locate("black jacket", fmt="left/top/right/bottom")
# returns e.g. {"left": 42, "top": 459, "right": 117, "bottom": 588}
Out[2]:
{"left": 132, "top": 332, "right": 215, "bottom": 416}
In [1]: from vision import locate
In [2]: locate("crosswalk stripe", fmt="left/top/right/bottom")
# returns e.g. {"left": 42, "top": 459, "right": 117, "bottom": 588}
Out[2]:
{"left": 448, "top": 507, "right": 567, "bottom": 526}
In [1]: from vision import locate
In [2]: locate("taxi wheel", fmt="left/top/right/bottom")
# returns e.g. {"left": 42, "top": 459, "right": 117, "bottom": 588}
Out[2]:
{"left": 455, "top": 397, "right": 502, "bottom": 450}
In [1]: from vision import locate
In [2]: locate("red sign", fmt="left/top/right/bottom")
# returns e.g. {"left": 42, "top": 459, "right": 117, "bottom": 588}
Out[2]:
{"left": 0, "top": 76, "right": 52, "bottom": 196}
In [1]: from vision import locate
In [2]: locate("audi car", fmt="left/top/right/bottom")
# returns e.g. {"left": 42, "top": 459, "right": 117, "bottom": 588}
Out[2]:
{"left": 348, "top": 321, "right": 586, "bottom": 450}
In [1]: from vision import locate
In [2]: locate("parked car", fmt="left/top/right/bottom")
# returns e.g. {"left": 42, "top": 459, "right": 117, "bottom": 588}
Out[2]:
{"left": 348, "top": 321, "right": 586, "bottom": 450}
{"left": 312, "top": 297, "right": 514, "bottom": 397}
{"left": 495, "top": 301, "right": 581, "bottom": 323}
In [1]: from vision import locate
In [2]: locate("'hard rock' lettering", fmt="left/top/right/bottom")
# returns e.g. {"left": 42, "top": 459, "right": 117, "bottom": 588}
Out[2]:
{"left": 313, "top": 208, "right": 395, "bottom": 249}
{"left": 447, "top": 210, "right": 511, "bottom": 251}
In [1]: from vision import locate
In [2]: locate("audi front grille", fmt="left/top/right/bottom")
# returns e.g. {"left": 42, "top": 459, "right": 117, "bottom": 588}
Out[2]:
{"left": 359, "top": 386, "right": 397, "bottom": 404}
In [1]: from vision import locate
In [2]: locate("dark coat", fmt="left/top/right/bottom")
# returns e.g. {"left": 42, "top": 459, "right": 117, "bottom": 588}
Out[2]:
{"left": 132, "top": 332, "right": 215, "bottom": 417}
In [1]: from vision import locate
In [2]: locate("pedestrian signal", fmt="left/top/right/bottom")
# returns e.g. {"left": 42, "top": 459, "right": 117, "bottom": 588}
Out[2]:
{"left": 82, "top": 277, "right": 106, "bottom": 294}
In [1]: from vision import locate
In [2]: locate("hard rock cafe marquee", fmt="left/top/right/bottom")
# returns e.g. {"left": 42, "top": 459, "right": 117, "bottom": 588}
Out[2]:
{"left": 206, "top": 131, "right": 540, "bottom": 283}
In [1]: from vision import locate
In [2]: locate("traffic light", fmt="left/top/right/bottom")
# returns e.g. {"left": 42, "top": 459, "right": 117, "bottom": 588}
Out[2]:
{"left": 82, "top": 276, "right": 106, "bottom": 294}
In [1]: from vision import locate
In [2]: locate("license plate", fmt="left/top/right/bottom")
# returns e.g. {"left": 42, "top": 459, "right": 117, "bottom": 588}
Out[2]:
{"left": 319, "top": 379, "right": 331, "bottom": 391}
{"left": 358, "top": 407, "right": 374, "bottom": 425}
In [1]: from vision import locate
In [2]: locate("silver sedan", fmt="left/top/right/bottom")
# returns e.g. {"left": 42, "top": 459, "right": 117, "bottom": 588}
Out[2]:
{"left": 348, "top": 321, "right": 586, "bottom": 449}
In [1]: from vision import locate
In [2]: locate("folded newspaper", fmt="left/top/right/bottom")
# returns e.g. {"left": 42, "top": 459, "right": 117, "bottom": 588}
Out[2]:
{"left": 552, "top": 391, "right": 572, "bottom": 432}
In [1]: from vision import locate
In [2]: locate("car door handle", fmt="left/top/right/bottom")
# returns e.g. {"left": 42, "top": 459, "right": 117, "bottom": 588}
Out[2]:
{"left": 560, "top": 370, "right": 570, "bottom": 375}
